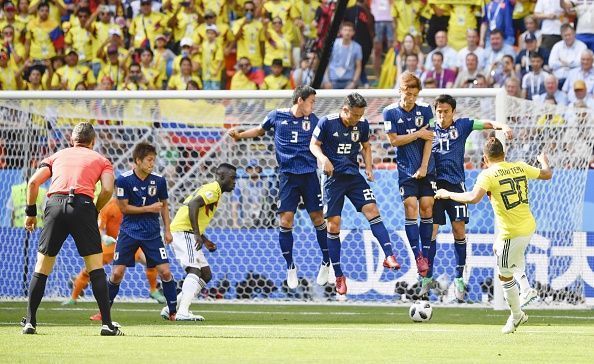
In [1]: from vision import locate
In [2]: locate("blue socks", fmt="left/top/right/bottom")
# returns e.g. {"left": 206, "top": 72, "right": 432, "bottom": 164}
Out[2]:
{"left": 315, "top": 222, "right": 330, "bottom": 265}
{"left": 107, "top": 278, "right": 120, "bottom": 306}
{"left": 419, "top": 217, "right": 433, "bottom": 256}
{"left": 279, "top": 226, "right": 294, "bottom": 269}
{"left": 161, "top": 278, "right": 178, "bottom": 314}
{"left": 426, "top": 239, "right": 437, "bottom": 277}
{"left": 327, "top": 232, "right": 343, "bottom": 277}
{"left": 405, "top": 218, "right": 420, "bottom": 256}
{"left": 454, "top": 238, "right": 467, "bottom": 278}
{"left": 368, "top": 215, "right": 393, "bottom": 257}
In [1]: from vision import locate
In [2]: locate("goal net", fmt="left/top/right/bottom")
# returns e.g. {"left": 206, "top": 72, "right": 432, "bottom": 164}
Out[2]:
{"left": 0, "top": 90, "right": 592, "bottom": 308}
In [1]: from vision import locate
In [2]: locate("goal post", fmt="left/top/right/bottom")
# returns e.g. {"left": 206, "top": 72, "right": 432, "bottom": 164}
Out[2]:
{"left": 0, "top": 88, "right": 591, "bottom": 309}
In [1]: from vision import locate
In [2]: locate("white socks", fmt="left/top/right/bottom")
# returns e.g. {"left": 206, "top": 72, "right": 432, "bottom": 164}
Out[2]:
{"left": 177, "top": 273, "right": 206, "bottom": 315}
{"left": 502, "top": 279, "right": 521, "bottom": 318}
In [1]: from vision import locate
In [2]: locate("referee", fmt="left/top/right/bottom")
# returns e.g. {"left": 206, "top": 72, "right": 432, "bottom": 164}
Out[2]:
{"left": 22, "top": 122, "right": 123, "bottom": 336}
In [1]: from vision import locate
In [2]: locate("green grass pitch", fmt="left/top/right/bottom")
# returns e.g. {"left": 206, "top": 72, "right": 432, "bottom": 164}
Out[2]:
{"left": 1, "top": 301, "right": 593, "bottom": 363}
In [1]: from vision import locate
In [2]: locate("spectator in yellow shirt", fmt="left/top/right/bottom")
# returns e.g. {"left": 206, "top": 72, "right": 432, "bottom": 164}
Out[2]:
{"left": 97, "top": 46, "right": 125, "bottom": 89}
{"left": 263, "top": 16, "right": 292, "bottom": 74}
{"left": 119, "top": 62, "right": 153, "bottom": 90}
{"left": 17, "top": 0, "right": 32, "bottom": 24}
{"left": 140, "top": 48, "right": 164, "bottom": 89}
{"left": 201, "top": 24, "right": 224, "bottom": 90}
{"left": 65, "top": 7, "right": 94, "bottom": 64}
{"left": 3, "top": 25, "right": 25, "bottom": 65}
{"left": 261, "top": 58, "right": 290, "bottom": 89}
{"left": 230, "top": 57, "right": 262, "bottom": 90}
{"left": 20, "top": 61, "right": 46, "bottom": 90}
{"left": 87, "top": 6, "right": 120, "bottom": 77}
{"left": 153, "top": 33, "right": 176, "bottom": 78}
{"left": 166, "top": 0, "right": 199, "bottom": 46}
{"left": 130, "top": 0, "right": 167, "bottom": 49}
{"left": 0, "top": 2, "right": 26, "bottom": 52}
{"left": 51, "top": 49, "right": 96, "bottom": 90}
{"left": 0, "top": 48, "right": 18, "bottom": 89}
{"left": 232, "top": 1, "right": 265, "bottom": 68}
{"left": 168, "top": 56, "right": 202, "bottom": 89}
{"left": 25, "top": 2, "right": 59, "bottom": 61}
{"left": 172, "top": 37, "right": 200, "bottom": 75}
{"left": 193, "top": 9, "right": 234, "bottom": 56}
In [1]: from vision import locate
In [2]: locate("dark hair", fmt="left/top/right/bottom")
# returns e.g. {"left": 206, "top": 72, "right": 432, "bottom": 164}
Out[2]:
{"left": 483, "top": 132, "right": 504, "bottom": 159}
{"left": 490, "top": 29, "right": 504, "bottom": 38}
{"left": 405, "top": 53, "right": 418, "bottom": 61}
{"left": 529, "top": 53, "right": 544, "bottom": 61}
{"left": 292, "top": 85, "right": 316, "bottom": 104}
{"left": 129, "top": 62, "right": 141, "bottom": 71}
{"left": 340, "top": 21, "right": 355, "bottom": 30}
{"left": 72, "top": 122, "right": 95, "bottom": 145}
{"left": 466, "top": 52, "right": 478, "bottom": 61}
{"left": 179, "top": 56, "right": 192, "bottom": 67}
{"left": 217, "top": 163, "right": 237, "bottom": 173}
{"left": 434, "top": 94, "right": 456, "bottom": 111}
{"left": 132, "top": 142, "right": 157, "bottom": 163}
{"left": 344, "top": 93, "right": 367, "bottom": 108}
{"left": 186, "top": 80, "right": 200, "bottom": 90}
{"left": 431, "top": 51, "right": 444, "bottom": 61}
{"left": 38, "top": 2, "right": 49, "bottom": 10}
{"left": 78, "top": 7, "right": 90, "bottom": 15}
{"left": 560, "top": 23, "right": 575, "bottom": 34}
{"left": 502, "top": 55, "right": 514, "bottom": 63}
{"left": 142, "top": 48, "right": 154, "bottom": 58}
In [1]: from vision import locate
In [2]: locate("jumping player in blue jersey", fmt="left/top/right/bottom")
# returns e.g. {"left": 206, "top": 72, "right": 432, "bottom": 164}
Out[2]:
{"left": 228, "top": 86, "right": 330, "bottom": 289}
{"left": 383, "top": 72, "right": 435, "bottom": 278}
{"left": 422, "top": 94, "right": 514, "bottom": 301}
{"left": 107, "top": 143, "right": 179, "bottom": 320}
{"left": 310, "top": 93, "right": 401, "bottom": 296}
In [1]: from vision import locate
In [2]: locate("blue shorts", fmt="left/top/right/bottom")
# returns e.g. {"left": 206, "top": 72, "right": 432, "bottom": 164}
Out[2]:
{"left": 278, "top": 172, "right": 323, "bottom": 214}
{"left": 324, "top": 173, "right": 376, "bottom": 218}
{"left": 113, "top": 231, "right": 169, "bottom": 268}
{"left": 433, "top": 180, "right": 469, "bottom": 225}
{"left": 399, "top": 175, "right": 436, "bottom": 201}
{"left": 374, "top": 21, "right": 394, "bottom": 43}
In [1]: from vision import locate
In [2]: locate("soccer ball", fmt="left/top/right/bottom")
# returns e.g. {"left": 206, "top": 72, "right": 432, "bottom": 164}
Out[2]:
{"left": 409, "top": 301, "right": 433, "bottom": 322}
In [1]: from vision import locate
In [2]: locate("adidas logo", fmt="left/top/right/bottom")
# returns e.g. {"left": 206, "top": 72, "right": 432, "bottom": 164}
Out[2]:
{"left": 397, "top": 118, "right": 404, "bottom": 124}
{"left": 281, "top": 120, "right": 288, "bottom": 125}
{"left": 333, "top": 132, "right": 339, "bottom": 137}
{"left": 133, "top": 187, "right": 139, "bottom": 191}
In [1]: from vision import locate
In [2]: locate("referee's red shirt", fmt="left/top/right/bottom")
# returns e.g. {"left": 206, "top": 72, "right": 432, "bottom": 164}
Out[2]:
{"left": 41, "top": 146, "right": 114, "bottom": 199}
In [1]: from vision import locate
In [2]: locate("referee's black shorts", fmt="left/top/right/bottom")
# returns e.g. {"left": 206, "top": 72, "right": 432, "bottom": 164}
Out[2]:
{"left": 38, "top": 194, "right": 102, "bottom": 257}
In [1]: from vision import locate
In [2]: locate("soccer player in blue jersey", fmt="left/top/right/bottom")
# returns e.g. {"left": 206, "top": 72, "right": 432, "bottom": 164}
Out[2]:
{"left": 383, "top": 72, "right": 435, "bottom": 278}
{"left": 310, "top": 93, "right": 401, "bottom": 296}
{"left": 228, "top": 85, "right": 330, "bottom": 289}
{"left": 423, "top": 94, "right": 513, "bottom": 301}
{"left": 107, "top": 143, "right": 179, "bottom": 320}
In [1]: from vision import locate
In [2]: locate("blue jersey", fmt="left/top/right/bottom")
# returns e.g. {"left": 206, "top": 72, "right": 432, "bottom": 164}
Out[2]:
{"left": 432, "top": 118, "right": 475, "bottom": 184}
{"left": 261, "top": 108, "right": 318, "bottom": 174}
{"left": 383, "top": 101, "right": 435, "bottom": 181}
{"left": 116, "top": 170, "right": 168, "bottom": 240}
{"left": 313, "top": 113, "right": 370, "bottom": 176}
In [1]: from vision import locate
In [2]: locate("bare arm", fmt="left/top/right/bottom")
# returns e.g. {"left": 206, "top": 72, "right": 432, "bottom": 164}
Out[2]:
{"left": 537, "top": 152, "right": 553, "bottom": 180}
{"left": 348, "top": 59, "right": 362, "bottom": 89}
{"left": 228, "top": 126, "right": 266, "bottom": 140}
{"left": 310, "top": 137, "right": 334, "bottom": 177}
{"left": 188, "top": 195, "right": 205, "bottom": 248}
{"left": 96, "top": 172, "right": 114, "bottom": 211}
{"left": 413, "top": 139, "right": 433, "bottom": 179}
{"left": 160, "top": 199, "right": 173, "bottom": 244}
{"left": 24, "top": 167, "right": 51, "bottom": 231}
{"left": 480, "top": 120, "right": 513, "bottom": 139}
{"left": 361, "top": 141, "right": 374, "bottom": 181}
{"left": 436, "top": 184, "right": 487, "bottom": 204}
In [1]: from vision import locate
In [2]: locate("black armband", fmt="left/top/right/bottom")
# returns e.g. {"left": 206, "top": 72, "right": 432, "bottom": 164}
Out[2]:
{"left": 25, "top": 204, "right": 37, "bottom": 217}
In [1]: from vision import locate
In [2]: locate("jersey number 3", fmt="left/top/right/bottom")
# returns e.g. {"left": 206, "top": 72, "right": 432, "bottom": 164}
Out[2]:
{"left": 290, "top": 131, "right": 299, "bottom": 143}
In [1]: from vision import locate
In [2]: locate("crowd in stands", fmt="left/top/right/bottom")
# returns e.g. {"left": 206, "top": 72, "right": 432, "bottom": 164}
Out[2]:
{"left": 0, "top": 0, "right": 589, "bottom": 105}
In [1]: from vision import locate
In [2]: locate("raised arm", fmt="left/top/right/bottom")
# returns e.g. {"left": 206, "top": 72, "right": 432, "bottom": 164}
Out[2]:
{"left": 477, "top": 119, "right": 513, "bottom": 139}
{"left": 537, "top": 152, "right": 553, "bottom": 180}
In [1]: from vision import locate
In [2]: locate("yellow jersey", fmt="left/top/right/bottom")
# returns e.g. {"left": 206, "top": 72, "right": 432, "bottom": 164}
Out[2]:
{"left": 230, "top": 71, "right": 258, "bottom": 90}
{"left": 475, "top": 161, "right": 541, "bottom": 239}
{"left": 129, "top": 12, "right": 167, "bottom": 49}
{"left": 262, "top": 74, "right": 290, "bottom": 90}
{"left": 170, "top": 181, "right": 222, "bottom": 233}
{"left": 391, "top": 0, "right": 423, "bottom": 42}
{"left": 232, "top": 18, "right": 264, "bottom": 67}
{"left": 201, "top": 39, "right": 224, "bottom": 82}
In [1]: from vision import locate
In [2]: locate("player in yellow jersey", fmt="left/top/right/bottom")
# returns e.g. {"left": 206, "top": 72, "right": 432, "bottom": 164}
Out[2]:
{"left": 161, "top": 163, "right": 237, "bottom": 321}
{"left": 436, "top": 134, "right": 552, "bottom": 334}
